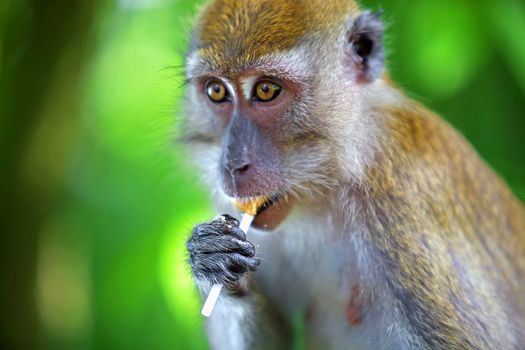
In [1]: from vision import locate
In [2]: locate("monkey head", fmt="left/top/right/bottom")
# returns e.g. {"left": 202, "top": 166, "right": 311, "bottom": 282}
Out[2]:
{"left": 183, "top": 0, "right": 385, "bottom": 229}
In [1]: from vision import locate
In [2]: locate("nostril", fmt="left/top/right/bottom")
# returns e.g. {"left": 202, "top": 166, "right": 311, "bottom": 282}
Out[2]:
{"left": 235, "top": 163, "right": 250, "bottom": 174}
{"left": 223, "top": 157, "right": 252, "bottom": 177}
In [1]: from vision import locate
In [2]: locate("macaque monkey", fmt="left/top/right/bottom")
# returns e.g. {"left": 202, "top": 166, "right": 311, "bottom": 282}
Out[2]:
{"left": 182, "top": 0, "right": 525, "bottom": 349}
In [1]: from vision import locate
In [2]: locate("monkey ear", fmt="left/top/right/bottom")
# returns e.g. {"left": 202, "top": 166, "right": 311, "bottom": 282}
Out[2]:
{"left": 345, "top": 11, "right": 384, "bottom": 83}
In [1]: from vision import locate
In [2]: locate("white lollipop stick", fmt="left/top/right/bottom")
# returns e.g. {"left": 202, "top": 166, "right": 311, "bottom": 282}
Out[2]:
{"left": 201, "top": 283, "right": 222, "bottom": 317}
{"left": 201, "top": 213, "right": 254, "bottom": 317}
{"left": 239, "top": 213, "right": 254, "bottom": 233}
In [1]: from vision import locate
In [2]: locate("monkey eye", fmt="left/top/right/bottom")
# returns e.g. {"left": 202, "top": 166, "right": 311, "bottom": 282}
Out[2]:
{"left": 205, "top": 80, "right": 228, "bottom": 102}
{"left": 254, "top": 81, "right": 281, "bottom": 102}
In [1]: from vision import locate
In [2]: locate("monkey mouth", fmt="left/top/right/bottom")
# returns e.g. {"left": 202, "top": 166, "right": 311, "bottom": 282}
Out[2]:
{"left": 257, "top": 193, "right": 284, "bottom": 213}
{"left": 235, "top": 192, "right": 293, "bottom": 230}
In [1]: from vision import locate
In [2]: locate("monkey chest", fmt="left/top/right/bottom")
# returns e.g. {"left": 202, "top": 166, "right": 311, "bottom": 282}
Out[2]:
{"left": 251, "top": 230, "right": 406, "bottom": 350}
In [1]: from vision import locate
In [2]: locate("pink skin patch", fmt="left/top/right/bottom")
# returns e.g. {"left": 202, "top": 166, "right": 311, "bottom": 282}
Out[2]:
{"left": 346, "top": 285, "right": 363, "bottom": 326}
{"left": 305, "top": 284, "right": 368, "bottom": 327}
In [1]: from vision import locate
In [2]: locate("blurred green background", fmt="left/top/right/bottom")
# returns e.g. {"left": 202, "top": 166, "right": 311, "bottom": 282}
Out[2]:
{"left": 0, "top": 0, "right": 524, "bottom": 349}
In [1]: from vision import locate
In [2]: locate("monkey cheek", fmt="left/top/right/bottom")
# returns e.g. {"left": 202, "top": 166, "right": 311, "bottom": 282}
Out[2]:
{"left": 252, "top": 196, "right": 294, "bottom": 230}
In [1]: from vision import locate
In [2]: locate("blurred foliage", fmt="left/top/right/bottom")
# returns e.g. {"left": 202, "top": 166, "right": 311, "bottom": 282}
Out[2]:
{"left": 0, "top": 0, "right": 523, "bottom": 349}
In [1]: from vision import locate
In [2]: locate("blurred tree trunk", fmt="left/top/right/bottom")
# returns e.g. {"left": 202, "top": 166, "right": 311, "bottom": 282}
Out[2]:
{"left": 0, "top": 1, "right": 101, "bottom": 348}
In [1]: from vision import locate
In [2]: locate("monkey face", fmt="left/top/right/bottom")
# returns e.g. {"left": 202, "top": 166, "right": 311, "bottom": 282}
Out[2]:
{"left": 183, "top": 61, "right": 337, "bottom": 230}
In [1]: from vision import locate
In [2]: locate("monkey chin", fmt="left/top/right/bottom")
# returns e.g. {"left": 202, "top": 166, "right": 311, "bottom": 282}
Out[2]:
{"left": 251, "top": 194, "right": 293, "bottom": 231}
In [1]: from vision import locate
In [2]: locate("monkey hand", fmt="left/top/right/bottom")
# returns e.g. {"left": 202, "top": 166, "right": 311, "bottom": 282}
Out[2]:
{"left": 187, "top": 214, "right": 260, "bottom": 292}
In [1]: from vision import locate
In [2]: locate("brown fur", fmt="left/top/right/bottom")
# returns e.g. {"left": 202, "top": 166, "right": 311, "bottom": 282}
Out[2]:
{"left": 359, "top": 99, "right": 525, "bottom": 347}
{"left": 197, "top": 0, "right": 357, "bottom": 72}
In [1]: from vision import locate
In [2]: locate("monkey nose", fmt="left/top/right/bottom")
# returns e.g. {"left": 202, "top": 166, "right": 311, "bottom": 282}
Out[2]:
{"left": 231, "top": 163, "right": 255, "bottom": 194}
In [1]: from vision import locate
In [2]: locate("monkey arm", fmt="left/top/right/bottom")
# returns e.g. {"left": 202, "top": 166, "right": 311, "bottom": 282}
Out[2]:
{"left": 360, "top": 104, "right": 525, "bottom": 348}
{"left": 365, "top": 215, "right": 520, "bottom": 349}
{"left": 187, "top": 215, "right": 292, "bottom": 349}
{"left": 187, "top": 215, "right": 257, "bottom": 350}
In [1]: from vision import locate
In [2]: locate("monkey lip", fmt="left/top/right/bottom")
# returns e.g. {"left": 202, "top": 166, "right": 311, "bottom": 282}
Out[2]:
{"left": 236, "top": 192, "right": 293, "bottom": 231}
{"left": 258, "top": 193, "right": 283, "bottom": 212}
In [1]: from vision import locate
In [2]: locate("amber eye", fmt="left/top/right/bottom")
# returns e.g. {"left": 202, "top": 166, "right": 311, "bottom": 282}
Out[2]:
{"left": 254, "top": 81, "right": 281, "bottom": 102}
{"left": 206, "top": 80, "right": 228, "bottom": 102}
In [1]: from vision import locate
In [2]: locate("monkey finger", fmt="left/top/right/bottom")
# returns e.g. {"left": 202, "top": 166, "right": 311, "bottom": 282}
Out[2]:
{"left": 213, "top": 214, "right": 240, "bottom": 226}
{"left": 226, "top": 253, "right": 260, "bottom": 273}
{"left": 211, "top": 216, "right": 246, "bottom": 240}
{"left": 189, "top": 252, "right": 232, "bottom": 274}
{"left": 191, "top": 222, "right": 223, "bottom": 237}
{"left": 191, "top": 218, "right": 245, "bottom": 239}
{"left": 189, "top": 252, "right": 258, "bottom": 279}
{"left": 210, "top": 235, "right": 255, "bottom": 256}
{"left": 187, "top": 235, "right": 255, "bottom": 256}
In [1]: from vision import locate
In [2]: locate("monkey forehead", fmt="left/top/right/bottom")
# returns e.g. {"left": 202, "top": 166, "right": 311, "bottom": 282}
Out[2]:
{"left": 189, "top": 0, "right": 358, "bottom": 73}
{"left": 186, "top": 47, "right": 316, "bottom": 84}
